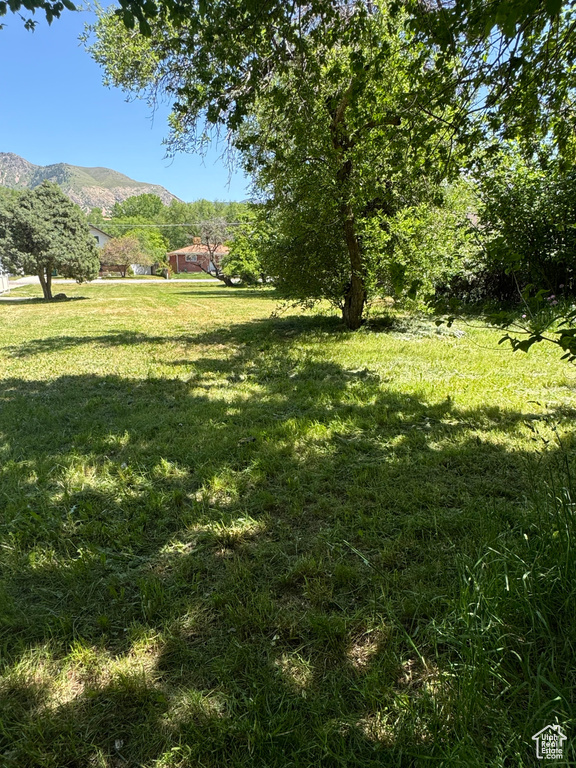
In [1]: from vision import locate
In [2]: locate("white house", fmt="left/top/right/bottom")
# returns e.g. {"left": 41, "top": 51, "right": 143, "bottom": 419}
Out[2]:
{"left": 0, "top": 258, "right": 9, "bottom": 294}
{"left": 89, "top": 224, "right": 112, "bottom": 248}
{"left": 89, "top": 224, "right": 152, "bottom": 276}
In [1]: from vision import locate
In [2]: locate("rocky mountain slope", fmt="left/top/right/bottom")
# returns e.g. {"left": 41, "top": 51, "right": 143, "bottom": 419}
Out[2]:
{"left": 0, "top": 153, "right": 180, "bottom": 213}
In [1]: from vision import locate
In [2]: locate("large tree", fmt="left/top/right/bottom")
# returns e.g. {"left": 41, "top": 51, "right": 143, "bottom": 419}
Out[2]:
{"left": 90, "top": 2, "right": 463, "bottom": 326}
{"left": 0, "top": 181, "right": 99, "bottom": 300}
{"left": 242, "top": 24, "right": 462, "bottom": 325}
{"left": 9, "top": 0, "right": 575, "bottom": 159}
{"left": 84, "top": 0, "right": 576, "bottom": 153}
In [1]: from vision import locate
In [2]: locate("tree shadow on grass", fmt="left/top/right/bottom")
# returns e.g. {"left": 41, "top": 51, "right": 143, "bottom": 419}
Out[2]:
{"left": 0, "top": 330, "right": 574, "bottom": 766}
{"left": 0, "top": 296, "right": 90, "bottom": 306}
{"left": 174, "top": 286, "right": 278, "bottom": 297}
{"left": 2, "top": 315, "right": 345, "bottom": 359}
{"left": 3, "top": 330, "right": 157, "bottom": 357}
{"left": 2, "top": 313, "right": 421, "bottom": 361}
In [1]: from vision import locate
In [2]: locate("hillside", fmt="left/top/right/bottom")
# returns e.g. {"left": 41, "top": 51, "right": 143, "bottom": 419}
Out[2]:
{"left": 0, "top": 153, "right": 180, "bottom": 213}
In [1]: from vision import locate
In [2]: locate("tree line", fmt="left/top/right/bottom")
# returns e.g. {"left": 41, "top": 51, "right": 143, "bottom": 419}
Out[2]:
{"left": 2, "top": 0, "right": 576, "bottom": 353}
{"left": 89, "top": 195, "right": 246, "bottom": 253}
{"left": 0, "top": 185, "right": 250, "bottom": 295}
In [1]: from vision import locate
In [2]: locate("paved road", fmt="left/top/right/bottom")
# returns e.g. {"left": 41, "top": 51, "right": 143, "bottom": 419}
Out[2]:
{"left": 4, "top": 276, "right": 220, "bottom": 290}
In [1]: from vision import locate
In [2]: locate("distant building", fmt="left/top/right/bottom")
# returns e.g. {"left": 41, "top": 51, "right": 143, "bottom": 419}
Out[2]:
{"left": 167, "top": 237, "right": 229, "bottom": 274}
{"left": 88, "top": 224, "right": 112, "bottom": 248}
{"left": 0, "top": 257, "right": 9, "bottom": 294}
{"left": 90, "top": 225, "right": 153, "bottom": 276}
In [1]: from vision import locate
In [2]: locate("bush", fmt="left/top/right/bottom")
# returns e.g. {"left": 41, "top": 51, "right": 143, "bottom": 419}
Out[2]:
{"left": 222, "top": 210, "right": 267, "bottom": 286}
{"left": 381, "top": 180, "right": 481, "bottom": 305}
{"left": 475, "top": 147, "right": 576, "bottom": 301}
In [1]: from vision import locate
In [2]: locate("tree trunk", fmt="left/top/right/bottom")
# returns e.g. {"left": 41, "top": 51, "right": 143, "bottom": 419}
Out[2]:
{"left": 343, "top": 274, "right": 366, "bottom": 330}
{"left": 38, "top": 269, "right": 53, "bottom": 300}
{"left": 329, "top": 91, "right": 367, "bottom": 330}
{"left": 341, "top": 204, "right": 366, "bottom": 329}
{"left": 209, "top": 265, "right": 234, "bottom": 286}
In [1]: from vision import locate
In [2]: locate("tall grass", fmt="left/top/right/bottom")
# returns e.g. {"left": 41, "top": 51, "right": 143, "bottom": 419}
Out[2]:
{"left": 424, "top": 453, "right": 576, "bottom": 765}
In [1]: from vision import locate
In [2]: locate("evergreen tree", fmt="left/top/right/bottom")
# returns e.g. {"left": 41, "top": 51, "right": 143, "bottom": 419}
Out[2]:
{"left": 0, "top": 181, "right": 99, "bottom": 300}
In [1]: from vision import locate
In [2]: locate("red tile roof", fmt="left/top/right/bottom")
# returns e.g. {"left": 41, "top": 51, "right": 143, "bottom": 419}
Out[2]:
{"left": 167, "top": 244, "right": 229, "bottom": 256}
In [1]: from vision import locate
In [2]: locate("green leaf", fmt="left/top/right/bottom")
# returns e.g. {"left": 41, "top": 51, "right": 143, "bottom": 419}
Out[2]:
{"left": 122, "top": 9, "right": 134, "bottom": 29}
{"left": 545, "top": 0, "right": 563, "bottom": 16}
{"left": 138, "top": 16, "right": 152, "bottom": 36}
{"left": 516, "top": 337, "right": 539, "bottom": 353}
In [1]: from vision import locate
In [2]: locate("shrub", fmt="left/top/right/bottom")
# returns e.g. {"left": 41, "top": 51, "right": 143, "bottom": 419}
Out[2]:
{"left": 476, "top": 147, "right": 576, "bottom": 300}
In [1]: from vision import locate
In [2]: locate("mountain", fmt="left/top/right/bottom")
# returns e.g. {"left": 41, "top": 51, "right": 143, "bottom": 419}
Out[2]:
{"left": 0, "top": 153, "right": 181, "bottom": 213}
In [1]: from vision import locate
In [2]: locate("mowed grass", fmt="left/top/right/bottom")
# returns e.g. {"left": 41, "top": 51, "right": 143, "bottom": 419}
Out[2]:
{"left": 0, "top": 282, "right": 575, "bottom": 767}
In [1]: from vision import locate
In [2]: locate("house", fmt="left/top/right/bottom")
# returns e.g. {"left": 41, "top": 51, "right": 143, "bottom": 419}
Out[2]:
{"left": 89, "top": 224, "right": 112, "bottom": 248}
{"left": 167, "top": 237, "right": 229, "bottom": 274}
{"left": 0, "top": 259, "right": 8, "bottom": 294}
{"left": 90, "top": 224, "right": 153, "bottom": 276}
{"left": 532, "top": 725, "right": 567, "bottom": 760}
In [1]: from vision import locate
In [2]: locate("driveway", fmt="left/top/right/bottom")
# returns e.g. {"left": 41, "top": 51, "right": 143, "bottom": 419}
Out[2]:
{"left": 4, "top": 276, "right": 220, "bottom": 290}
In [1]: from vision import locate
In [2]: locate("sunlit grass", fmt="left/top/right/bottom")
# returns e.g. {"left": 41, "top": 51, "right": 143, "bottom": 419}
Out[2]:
{"left": 0, "top": 282, "right": 575, "bottom": 766}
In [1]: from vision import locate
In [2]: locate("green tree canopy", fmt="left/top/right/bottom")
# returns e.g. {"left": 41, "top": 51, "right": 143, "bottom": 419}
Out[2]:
{"left": 111, "top": 193, "right": 165, "bottom": 220}
{"left": 123, "top": 228, "right": 168, "bottom": 265}
{"left": 91, "top": 197, "right": 246, "bottom": 252}
{"left": 90, "top": 2, "right": 465, "bottom": 326}
{"left": 477, "top": 145, "right": 576, "bottom": 295}
{"left": 407, "top": 1, "right": 576, "bottom": 163}
{"left": 10, "top": 0, "right": 575, "bottom": 161}
{"left": 239, "top": 6, "right": 465, "bottom": 325}
{"left": 222, "top": 207, "right": 267, "bottom": 286}
{"left": 0, "top": 181, "right": 99, "bottom": 300}
{"left": 86, "top": 0, "right": 576, "bottom": 162}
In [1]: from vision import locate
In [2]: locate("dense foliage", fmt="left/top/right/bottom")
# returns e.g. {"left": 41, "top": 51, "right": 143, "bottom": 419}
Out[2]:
{"left": 478, "top": 148, "right": 576, "bottom": 298}
{"left": 89, "top": 195, "right": 246, "bottom": 253}
{"left": 221, "top": 208, "right": 267, "bottom": 285}
{"left": 90, "top": 3, "right": 467, "bottom": 326}
{"left": 0, "top": 181, "right": 99, "bottom": 299}
{"left": 123, "top": 228, "right": 168, "bottom": 266}
{"left": 406, "top": 1, "right": 576, "bottom": 164}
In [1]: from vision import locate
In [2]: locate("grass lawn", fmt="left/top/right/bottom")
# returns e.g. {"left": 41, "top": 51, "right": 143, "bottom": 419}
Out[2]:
{"left": 0, "top": 283, "right": 574, "bottom": 767}
{"left": 98, "top": 274, "right": 217, "bottom": 281}
{"left": 170, "top": 272, "right": 220, "bottom": 280}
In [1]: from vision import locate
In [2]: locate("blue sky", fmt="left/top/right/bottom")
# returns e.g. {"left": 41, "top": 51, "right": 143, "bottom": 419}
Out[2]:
{"left": 0, "top": 8, "right": 249, "bottom": 201}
